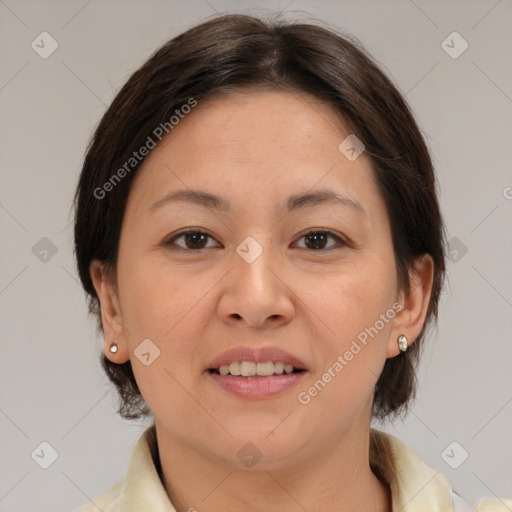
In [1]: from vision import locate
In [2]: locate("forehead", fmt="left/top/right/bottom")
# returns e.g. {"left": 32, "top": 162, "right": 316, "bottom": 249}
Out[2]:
{"left": 168, "top": 89, "right": 351, "bottom": 157}
{"left": 126, "top": 89, "right": 379, "bottom": 217}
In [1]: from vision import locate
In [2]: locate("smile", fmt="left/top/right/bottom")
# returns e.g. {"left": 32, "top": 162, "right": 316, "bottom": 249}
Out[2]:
{"left": 209, "top": 360, "right": 302, "bottom": 377}
{"left": 207, "top": 367, "right": 307, "bottom": 399}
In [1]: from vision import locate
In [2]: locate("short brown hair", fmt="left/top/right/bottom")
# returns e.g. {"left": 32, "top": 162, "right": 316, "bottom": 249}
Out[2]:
{"left": 73, "top": 13, "right": 447, "bottom": 421}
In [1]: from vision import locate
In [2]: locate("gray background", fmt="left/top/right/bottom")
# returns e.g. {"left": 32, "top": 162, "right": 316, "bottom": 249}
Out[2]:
{"left": 1, "top": 1, "right": 511, "bottom": 511}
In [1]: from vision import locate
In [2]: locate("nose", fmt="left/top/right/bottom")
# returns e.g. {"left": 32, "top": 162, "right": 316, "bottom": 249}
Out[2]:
{"left": 217, "top": 240, "right": 295, "bottom": 329}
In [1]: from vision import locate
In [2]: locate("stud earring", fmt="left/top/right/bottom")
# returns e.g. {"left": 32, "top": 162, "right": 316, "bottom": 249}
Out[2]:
{"left": 109, "top": 341, "right": 118, "bottom": 354}
{"left": 397, "top": 335, "right": 408, "bottom": 352}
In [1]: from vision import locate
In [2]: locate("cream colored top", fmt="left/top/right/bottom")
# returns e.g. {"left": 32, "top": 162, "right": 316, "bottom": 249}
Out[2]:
{"left": 72, "top": 426, "right": 510, "bottom": 512}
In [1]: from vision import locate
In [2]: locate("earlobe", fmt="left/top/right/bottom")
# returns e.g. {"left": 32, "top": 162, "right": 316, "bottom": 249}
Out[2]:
{"left": 89, "top": 259, "right": 130, "bottom": 363}
{"left": 386, "top": 254, "right": 434, "bottom": 358}
{"left": 105, "top": 339, "right": 130, "bottom": 363}
{"left": 104, "top": 338, "right": 130, "bottom": 363}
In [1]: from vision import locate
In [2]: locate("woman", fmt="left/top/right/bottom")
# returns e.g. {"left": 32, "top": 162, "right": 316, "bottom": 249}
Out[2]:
{"left": 72, "top": 13, "right": 508, "bottom": 512}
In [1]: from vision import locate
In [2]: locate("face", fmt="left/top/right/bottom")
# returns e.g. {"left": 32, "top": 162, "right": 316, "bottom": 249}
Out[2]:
{"left": 91, "top": 89, "right": 432, "bottom": 469}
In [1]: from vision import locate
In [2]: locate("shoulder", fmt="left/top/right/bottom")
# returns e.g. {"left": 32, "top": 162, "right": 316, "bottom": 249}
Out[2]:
{"left": 369, "top": 428, "right": 511, "bottom": 512}
{"left": 70, "top": 479, "right": 126, "bottom": 512}
{"left": 476, "top": 498, "right": 512, "bottom": 512}
{"left": 69, "top": 424, "right": 173, "bottom": 512}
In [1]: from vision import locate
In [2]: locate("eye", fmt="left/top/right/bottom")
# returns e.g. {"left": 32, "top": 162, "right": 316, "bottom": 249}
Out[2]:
{"left": 293, "top": 230, "right": 346, "bottom": 251}
{"left": 164, "top": 228, "right": 347, "bottom": 252}
{"left": 165, "top": 229, "right": 220, "bottom": 250}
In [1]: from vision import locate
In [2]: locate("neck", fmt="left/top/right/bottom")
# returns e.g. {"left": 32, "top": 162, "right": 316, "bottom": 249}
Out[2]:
{"left": 153, "top": 421, "right": 392, "bottom": 512}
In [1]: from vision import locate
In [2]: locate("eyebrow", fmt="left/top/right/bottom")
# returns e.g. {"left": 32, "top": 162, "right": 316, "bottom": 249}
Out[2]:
{"left": 148, "top": 187, "right": 366, "bottom": 215}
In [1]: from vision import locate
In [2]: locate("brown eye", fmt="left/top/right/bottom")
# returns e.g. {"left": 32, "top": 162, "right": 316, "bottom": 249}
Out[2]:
{"left": 164, "top": 229, "right": 346, "bottom": 252}
{"left": 294, "top": 230, "right": 346, "bottom": 251}
{"left": 165, "top": 230, "right": 219, "bottom": 250}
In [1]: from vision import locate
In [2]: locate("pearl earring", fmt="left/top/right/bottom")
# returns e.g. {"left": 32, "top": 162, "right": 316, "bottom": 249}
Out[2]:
{"left": 397, "top": 335, "right": 408, "bottom": 352}
{"left": 109, "top": 341, "right": 118, "bottom": 353}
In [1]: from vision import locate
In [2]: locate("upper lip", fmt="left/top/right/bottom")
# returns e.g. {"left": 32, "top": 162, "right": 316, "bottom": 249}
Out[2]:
{"left": 207, "top": 346, "right": 307, "bottom": 371}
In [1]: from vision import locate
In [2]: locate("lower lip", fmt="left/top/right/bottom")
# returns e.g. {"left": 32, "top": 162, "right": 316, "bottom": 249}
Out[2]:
{"left": 207, "top": 370, "right": 307, "bottom": 399}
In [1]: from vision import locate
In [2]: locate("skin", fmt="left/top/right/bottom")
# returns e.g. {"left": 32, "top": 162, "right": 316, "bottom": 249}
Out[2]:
{"left": 90, "top": 89, "right": 434, "bottom": 512}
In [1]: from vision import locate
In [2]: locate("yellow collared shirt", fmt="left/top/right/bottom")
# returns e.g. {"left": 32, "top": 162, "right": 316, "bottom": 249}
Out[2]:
{"left": 72, "top": 426, "right": 510, "bottom": 512}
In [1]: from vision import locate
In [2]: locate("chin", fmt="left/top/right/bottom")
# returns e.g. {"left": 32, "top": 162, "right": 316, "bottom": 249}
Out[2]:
{"left": 210, "top": 424, "right": 307, "bottom": 470}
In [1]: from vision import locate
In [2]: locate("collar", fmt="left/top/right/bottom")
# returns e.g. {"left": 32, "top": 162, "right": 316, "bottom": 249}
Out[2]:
{"left": 369, "top": 428, "right": 454, "bottom": 511}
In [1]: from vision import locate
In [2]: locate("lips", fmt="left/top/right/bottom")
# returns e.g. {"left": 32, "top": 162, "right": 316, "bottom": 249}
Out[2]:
{"left": 207, "top": 346, "right": 307, "bottom": 372}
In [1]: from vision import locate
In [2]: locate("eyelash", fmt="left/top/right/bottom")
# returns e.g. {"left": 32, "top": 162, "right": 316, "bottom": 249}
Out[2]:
{"left": 164, "top": 228, "right": 347, "bottom": 252}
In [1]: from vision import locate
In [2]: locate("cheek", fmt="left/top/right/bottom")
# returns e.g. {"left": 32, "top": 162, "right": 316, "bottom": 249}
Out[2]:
{"left": 117, "top": 255, "right": 213, "bottom": 374}
{"left": 118, "top": 259, "right": 208, "bottom": 419}
{"left": 305, "top": 256, "right": 396, "bottom": 388}
{"left": 318, "top": 260, "right": 394, "bottom": 334}
{"left": 118, "top": 254, "right": 196, "bottom": 338}
{"left": 296, "top": 277, "right": 394, "bottom": 422}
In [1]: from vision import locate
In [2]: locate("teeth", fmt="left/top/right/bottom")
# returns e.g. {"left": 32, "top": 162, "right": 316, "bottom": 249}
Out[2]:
{"left": 229, "top": 361, "right": 240, "bottom": 376}
{"left": 274, "top": 362, "right": 285, "bottom": 374}
{"left": 219, "top": 365, "right": 230, "bottom": 376}
{"left": 240, "top": 361, "right": 256, "bottom": 376}
{"left": 256, "top": 361, "right": 274, "bottom": 376}
{"left": 216, "top": 361, "right": 299, "bottom": 377}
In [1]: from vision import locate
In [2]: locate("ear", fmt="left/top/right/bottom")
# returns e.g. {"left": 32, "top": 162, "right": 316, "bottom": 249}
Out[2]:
{"left": 89, "top": 259, "right": 130, "bottom": 363}
{"left": 386, "top": 254, "right": 434, "bottom": 358}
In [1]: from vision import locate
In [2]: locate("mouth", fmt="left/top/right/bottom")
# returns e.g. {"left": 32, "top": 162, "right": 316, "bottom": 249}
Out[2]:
{"left": 205, "top": 346, "right": 308, "bottom": 398}
{"left": 206, "top": 360, "right": 308, "bottom": 399}
{"left": 207, "top": 346, "right": 307, "bottom": 374}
